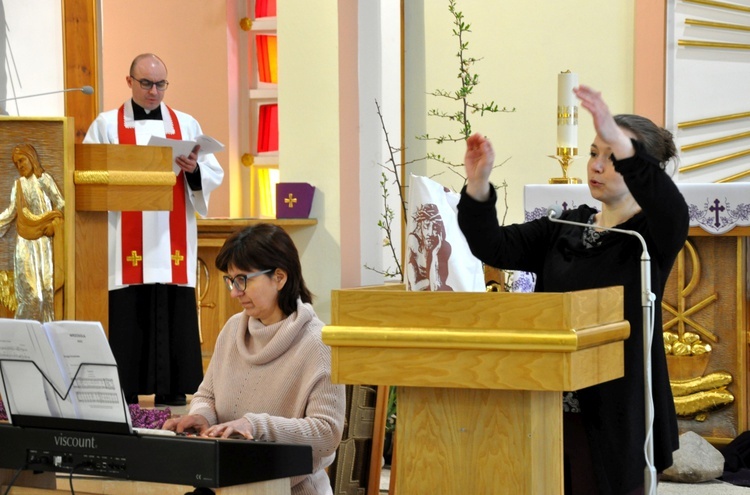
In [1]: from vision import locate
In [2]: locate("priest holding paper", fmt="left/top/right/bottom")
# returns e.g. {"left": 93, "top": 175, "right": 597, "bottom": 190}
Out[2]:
{"left": 83, "top": 53, "right": 224, "bottom": 406}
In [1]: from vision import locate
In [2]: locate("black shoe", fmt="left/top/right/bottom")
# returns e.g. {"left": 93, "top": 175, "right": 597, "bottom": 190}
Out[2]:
{"left": 126, "top": 394, "right": 139, "bottom": 405}
{"left": 154, "top": 394, "right": 186, "bottom": 406}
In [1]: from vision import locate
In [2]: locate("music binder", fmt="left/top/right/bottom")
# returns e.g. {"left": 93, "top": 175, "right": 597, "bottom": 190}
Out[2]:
{"left": 0, "top": 318, "right": 131, "bottom": 435}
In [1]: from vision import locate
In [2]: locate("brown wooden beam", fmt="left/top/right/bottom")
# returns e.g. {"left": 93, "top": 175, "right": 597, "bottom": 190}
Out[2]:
{"left": 62, "top": 0, "right": 99, "bottom": 143}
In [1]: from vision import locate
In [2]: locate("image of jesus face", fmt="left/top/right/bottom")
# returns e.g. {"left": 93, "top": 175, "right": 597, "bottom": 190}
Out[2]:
{"left": 12, "top": 151, "right": 33, "bottom": 178}
{"left": 421, "top": 219, "right": 441, "bottom": 250}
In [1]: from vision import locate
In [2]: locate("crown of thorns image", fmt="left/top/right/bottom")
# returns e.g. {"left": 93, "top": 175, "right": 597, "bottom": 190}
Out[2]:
{"left": 412, "top": 203, "right": 442, "bottom": 223}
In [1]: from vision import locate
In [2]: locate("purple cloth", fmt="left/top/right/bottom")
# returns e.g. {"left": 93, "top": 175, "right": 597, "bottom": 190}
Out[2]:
{"left": 276, "top": 183, "right": 314, "bottom": 218}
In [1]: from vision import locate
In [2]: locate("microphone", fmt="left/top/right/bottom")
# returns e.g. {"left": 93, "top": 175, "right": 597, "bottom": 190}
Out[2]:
{"left": 546, "top": 204, "right": 564, "bottom": 220}
{"left": 546, "top": 203, "right": 658, "bottom": 494}
{"left": 0, "top": 86, "right": 94, "bottom": 103}
{"left": 546, "top": 205, "right": 649, "bottom": 251}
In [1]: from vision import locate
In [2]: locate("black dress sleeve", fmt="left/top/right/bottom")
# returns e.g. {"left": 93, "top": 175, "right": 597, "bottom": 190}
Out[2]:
{"left": 614, "top": 140, "right": 689, "bottom": 265}
{"left": 457, "top": 184, "right": 556, "bottom": 275}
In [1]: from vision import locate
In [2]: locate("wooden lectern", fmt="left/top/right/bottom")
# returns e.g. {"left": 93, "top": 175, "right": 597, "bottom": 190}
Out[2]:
{"left": 72, "top": 143, "right": 174, "bottom": 331}
{"left": 323, "top": 286, "right": 629, "bottom": 495}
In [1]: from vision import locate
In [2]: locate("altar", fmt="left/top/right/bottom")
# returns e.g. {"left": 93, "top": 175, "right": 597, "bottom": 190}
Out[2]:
{"left": 524, "top": 183, "right": 750, "bottom": 445}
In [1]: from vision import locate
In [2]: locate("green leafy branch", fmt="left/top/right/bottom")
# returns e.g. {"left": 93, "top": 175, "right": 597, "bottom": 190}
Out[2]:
{"left": 363, "top": 172, "right": 402, "bottom": 279}
{"left": 418, "top": 0, "right": 515, "bottom": 174}
{"left": 367, "top": 0, "right": 515, "bottom": 281}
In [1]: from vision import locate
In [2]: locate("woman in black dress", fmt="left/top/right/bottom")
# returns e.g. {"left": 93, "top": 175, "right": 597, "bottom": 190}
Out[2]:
{"left": 457, "top": 85, "right": 689, "bottom": 495}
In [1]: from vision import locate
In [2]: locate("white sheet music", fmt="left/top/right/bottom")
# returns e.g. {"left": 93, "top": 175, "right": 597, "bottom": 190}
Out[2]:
{"left": 0, "top": 318, "right": 129, "bottom": 427}
{"left": 0, "top": 319, "right": 60, "bottom": 419}
{"left": 43, "top": 321, "right": 125, "bottom": 423}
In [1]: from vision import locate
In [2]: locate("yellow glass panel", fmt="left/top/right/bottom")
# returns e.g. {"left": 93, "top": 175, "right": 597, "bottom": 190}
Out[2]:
{"left": 250, "top": 164, "right": 279, "bottom": 218}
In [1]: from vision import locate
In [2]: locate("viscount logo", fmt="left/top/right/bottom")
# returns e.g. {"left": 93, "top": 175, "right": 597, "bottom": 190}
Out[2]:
{"left": 54, "top": 434, "right": 98, "bottom": 449}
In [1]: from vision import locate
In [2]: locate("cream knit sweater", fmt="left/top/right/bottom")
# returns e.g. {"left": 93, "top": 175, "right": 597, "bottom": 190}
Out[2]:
{"left": 190, "top": 299, "right": 346, "bottom": 495}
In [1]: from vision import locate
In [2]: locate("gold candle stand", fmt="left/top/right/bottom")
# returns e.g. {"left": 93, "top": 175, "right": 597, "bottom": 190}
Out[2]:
{"left": 548, "top": 147, "right": 581, "bottom": 184}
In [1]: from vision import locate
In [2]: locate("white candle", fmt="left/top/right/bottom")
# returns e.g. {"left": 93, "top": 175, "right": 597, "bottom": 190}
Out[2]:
{"left": 557, "top": 71, "right": 578, "bottom": 151}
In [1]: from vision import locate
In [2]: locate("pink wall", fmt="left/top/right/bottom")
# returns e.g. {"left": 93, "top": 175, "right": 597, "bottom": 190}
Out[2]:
{"left": 337, "top": 0, "right": 361, "bottom": 288}
{"left": 100, "top": 0, "right": 232, "bottom": 217}
{"left": 634, "top": 0, "right": 666, "bottom": 126}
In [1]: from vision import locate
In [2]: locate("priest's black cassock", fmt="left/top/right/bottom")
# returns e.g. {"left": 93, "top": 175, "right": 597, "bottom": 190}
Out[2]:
{"left": 83, "top": 100, "right": 224, "bottom": 404}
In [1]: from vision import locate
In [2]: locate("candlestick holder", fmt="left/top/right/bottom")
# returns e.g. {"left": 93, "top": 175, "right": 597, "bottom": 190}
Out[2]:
{"left": 548, "top": 146, "right": 581, "bottom": 184}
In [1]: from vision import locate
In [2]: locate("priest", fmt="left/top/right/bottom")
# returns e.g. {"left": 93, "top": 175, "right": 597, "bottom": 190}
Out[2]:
{"left": 83, "top": 53, "right": 224, "bottom": 406}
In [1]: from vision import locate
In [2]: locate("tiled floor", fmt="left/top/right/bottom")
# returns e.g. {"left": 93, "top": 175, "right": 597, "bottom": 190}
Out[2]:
{"left": 378, "top": 472, "right": 750, "bottom": 494}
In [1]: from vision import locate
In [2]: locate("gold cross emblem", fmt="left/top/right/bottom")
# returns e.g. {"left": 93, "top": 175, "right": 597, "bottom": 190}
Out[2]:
{"left": 126, "top": 250, "right": 142, "bottom": 267}
{"left": 284, "top": 193, "right": 297, "bottom": 208}
{"left": 662, "top": 240, "right": 718, "bottom": 342}
{"left": 171, "top": 250, "right": 185, "bottom": 266}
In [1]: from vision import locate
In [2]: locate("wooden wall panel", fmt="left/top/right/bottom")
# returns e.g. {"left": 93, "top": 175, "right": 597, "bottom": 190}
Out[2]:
{"left": 662, "top": 236, "right": 748, "bottom": 443}
{"left": 62, "top": 0, "right": 99, "bottom": 142}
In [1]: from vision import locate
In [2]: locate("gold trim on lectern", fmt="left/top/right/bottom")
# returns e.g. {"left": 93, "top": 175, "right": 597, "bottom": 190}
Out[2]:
{"left": 74, "top": 170, "right": 177, "bottom": 186}
{"left": 74, "top": 144, "right": 174, "bottom": 212}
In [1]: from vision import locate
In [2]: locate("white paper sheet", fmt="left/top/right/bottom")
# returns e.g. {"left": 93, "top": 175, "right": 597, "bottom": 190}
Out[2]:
{"left": 0, "top": 318, "right": 129, "bottom": 427}
{"left": 147, "top": 134, "right": 225, "bottom": 174}
{"left": 43, "top": 321, "right": 126, "bottom": 423}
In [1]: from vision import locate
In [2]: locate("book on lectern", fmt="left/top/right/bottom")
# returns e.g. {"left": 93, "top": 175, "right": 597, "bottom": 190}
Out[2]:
{"left": 0, "top": 318, "right": 130, "bottom": 429}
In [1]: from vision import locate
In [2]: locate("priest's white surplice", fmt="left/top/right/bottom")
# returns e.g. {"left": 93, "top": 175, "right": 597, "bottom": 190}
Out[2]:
{"left": 83, "top": 100, "right": 224, "bottom": 289}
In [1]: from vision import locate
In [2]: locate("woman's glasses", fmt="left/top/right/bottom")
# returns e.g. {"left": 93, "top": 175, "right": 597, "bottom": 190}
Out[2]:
{"left": 223, "top": 270, "right": 272, "bottom": 292}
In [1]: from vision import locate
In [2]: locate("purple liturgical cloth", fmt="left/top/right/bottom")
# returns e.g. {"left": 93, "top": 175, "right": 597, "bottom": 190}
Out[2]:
{"left": 276, "top": 182, "right": 315, "bottom": 218}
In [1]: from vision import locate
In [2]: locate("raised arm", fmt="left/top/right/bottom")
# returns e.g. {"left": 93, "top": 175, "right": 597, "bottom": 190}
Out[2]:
{"left": 574, "top": 84, "right": 634, "bottom": 161}
{"left": 464, "top": 133, "right": 495, "bottom": 202}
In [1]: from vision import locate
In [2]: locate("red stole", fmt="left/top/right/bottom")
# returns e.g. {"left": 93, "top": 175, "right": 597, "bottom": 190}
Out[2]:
{"left": 117, "top": 104, "right": 189, "bottom": 285}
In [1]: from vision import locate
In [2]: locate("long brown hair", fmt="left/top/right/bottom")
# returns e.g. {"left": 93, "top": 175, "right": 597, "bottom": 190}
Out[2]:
{"left": 12, "top": 144, "right": 45, "bottom": 177}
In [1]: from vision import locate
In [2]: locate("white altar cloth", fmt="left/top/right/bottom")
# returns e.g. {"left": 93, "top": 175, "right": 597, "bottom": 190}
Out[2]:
{"left": 524, "top": 183, "right": 750, "bottom": 235}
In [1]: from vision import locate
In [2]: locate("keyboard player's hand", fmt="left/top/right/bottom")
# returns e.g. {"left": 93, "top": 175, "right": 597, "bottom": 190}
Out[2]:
{"left": 162, "top": 413, "right": 209, "bottom": 435}
{"left": 202, "top": 417, "right": 254, "bottom": 440}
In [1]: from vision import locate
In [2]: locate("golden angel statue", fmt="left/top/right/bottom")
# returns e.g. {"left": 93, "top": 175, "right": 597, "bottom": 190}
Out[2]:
{"left": 0, "top": 144, "right": 65, "bottom": 321}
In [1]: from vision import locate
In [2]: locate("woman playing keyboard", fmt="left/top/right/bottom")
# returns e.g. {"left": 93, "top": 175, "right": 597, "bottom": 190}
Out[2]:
{"left": 163, "top": 224, "right": 346, "bottom": 495}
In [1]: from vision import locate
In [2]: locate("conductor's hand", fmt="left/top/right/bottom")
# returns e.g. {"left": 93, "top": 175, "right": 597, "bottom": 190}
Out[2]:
{"left": 574, "top": 85, "right": 634, "bottom": 160}
{"left": 202, "top": 417, "right": 254, "bottom": 440}
{"left": 464, "top": 133, "right": 494, "bottom": 202}
{"left": 175, "top": 144, "right": 201, "bottom": 174}
{"left": 162, "top": 413, "right": 210, "bottom": 435}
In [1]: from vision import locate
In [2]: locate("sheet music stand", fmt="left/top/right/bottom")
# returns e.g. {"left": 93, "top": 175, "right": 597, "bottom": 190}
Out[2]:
{"left": 0, "top": 359, "right": 131, "bottom": 435}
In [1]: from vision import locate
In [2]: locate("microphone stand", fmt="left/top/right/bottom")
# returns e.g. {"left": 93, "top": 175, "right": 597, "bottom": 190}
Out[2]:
{"left": 548, "top": 212, "right": 657, "bottom": 495}
{"left": 0, "top": 86, "right": 94, "bottom": 103}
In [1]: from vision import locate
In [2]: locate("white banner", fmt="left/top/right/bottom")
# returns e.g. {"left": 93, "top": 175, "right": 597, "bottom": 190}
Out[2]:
{"left": 405, "top": 175, "right": 484, "bottom": 292}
